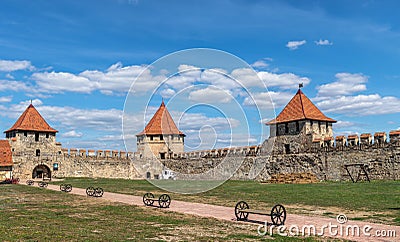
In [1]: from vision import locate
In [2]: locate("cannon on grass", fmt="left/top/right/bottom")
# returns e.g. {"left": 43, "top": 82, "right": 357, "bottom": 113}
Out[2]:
{"left": 38, "top": 181, "right": 48, "bottom": 188}
{"left": 60, "top": 184, "right": 73, "bottom": 192}
{"left": 234, "top": 201, "right": 286, "bottom": 226}
{"left": 86, "top": 186, "right": 104, "bottom": 197}
{"left": 142, "top": 193, "right": 171, "bottom": 208}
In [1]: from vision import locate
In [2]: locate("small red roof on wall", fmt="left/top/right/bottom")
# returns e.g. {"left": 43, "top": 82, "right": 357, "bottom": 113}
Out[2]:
{"left": 0, "top": 140, "right": 13, "bottom": 167}
{"left": 4, "top": 104, "right": 57, "bottom": 133}
{"left": 137, "top": 101, "right": 185, "bottom": 136}
{"left": 267, "top": 89, "right": 336, "bottom": 125}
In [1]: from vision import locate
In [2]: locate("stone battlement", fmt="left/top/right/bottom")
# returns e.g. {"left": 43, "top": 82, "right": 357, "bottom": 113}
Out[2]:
{"left": 61, "top": 148, "right": 135, "bottom": 160}
{"left": 310, "top": 130, "right": 400, "bottom": 152}
{"left": 172, "top": 145, "right": 261, "bottom": 159}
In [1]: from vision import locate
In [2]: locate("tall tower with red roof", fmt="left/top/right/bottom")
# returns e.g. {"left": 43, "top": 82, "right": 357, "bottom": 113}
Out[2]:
{"left": 4, "top": 104, "right": 62, "bottom": 179}
{"left": 136, "top": 101, "right": 185, "bottom": 159}
{"left": 266, "top": 88, "right": 336, "bottom": 154}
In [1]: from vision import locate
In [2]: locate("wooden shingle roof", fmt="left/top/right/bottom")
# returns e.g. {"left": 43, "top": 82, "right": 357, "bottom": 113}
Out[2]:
{"left": 5, "top": 104, "right": 57, "bottom": 133}
{"left": 267, "top": 89, "right": 336, "bottom": 125}
{"left": 0, "top": 140, "right": 12, "bottom": 167}
{"left": 137, "top": 101, "right": 185, "bottom": 136}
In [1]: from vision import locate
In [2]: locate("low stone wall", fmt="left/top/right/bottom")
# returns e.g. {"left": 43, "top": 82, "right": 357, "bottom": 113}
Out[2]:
{"left": 11, "top": 144, "right": 400, "bottom": 182}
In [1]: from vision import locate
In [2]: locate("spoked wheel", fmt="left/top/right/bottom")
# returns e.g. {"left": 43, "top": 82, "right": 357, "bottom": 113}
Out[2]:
{"left": 86, "top": 186, "right": 95, "bottom": 196}
{"left": 43, "top": 182, "right": 48, "bottom": 188}
{"left": 65, "top": 184, "right": 72, "bottom": 192}
{"left": 60, "top": 184, "right": 66, "bottom": 191}
{"left": 26, "top": 180, "right": 34, "bottom": 186}
{"left": 158, "top": 194, "right": 171, "bottom": 208}
{"left": 143, "top": 193, "right": 154, "bottom": 206}
{"left": 94, "top": 187, "right": 104, "bottom": 197}
{"left": 235, "top": 201, "right": 249, "bottom": 221}
{"left": 270, "top": 204, "right": 286, "bottom": 226}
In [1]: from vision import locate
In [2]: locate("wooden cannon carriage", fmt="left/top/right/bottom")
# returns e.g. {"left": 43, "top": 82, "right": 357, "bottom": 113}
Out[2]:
{"left": 234, "top": 201, "right": 286, "bottom": 226}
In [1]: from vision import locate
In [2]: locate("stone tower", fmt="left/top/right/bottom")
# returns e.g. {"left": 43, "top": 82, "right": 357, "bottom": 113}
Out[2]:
{"left": 136, "top": 101, "right": 185, "bottom": 159}
{"left": 4, "top": 104, "right": 62, "bottom": 179}
{"left": 0, "top": 140, "right": 13, "bottom": 179}
{"left": 266, "top": 89, "right": 336, "bottom": 153}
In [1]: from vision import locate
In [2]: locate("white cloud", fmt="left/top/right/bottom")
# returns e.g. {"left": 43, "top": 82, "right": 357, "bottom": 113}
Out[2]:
{"left": 32, "top": 71, "right": 97, "bottom": 93}
{"left": 257, "top": 71, "right": 310, "bottom": 89}
{"left": 3, "top": 99, "right": 124, "bottom": 132}
{"left": 201, "top": 69, "right": 241, "bottom": 90}
{"left": 251, "top": 60, "right": 269, "bottom": 69}
{"left": 317, "top": 73, "right": 368, "bottom": 97}
{"left": 315, "top": 39, "right": 333, "bottom": 45}
{"left": 0, "top": 96, "right": 12, "bottom": 102}
{"left": 0, "top": 60, "right": 34, "bottom": 72}
{"left": 29, "top": 63, "right": 165, "bottom": 95}
{"left": 177, "top": 112, "right": 240, "bottom": 133}
{"left": 243, "top": 91, "right": 294, "bottom": 109}
{"left": 163, "top": 65, "right": 202, "bottom": 90}
{"left": 5, "top": 73, "right": 14, "bottom": 79}
{"left": 286, "top": 40, "right": 306, "bottom": 50}
{"left": 317, "top": 94, "right": 400, "bottom": 116}
{"left": 160, "top": 88, "right": 176, "bottom": 98}
{"left": 189, "top": 87, "right": 233, "bottom": 103}
{"left": 61, "top": 130, "right": 83, "bottom": 138}
{"left": 81, "top": 63, "right": 162, "bottom": 95}
{"left": 231, "top": 68, "right": 263, "bottom": 88}
{"left": 334, "top": 120, "right": 356, "bottom": 129}
{"left": 0, "top": 79, "right": 32, "bottom": 92}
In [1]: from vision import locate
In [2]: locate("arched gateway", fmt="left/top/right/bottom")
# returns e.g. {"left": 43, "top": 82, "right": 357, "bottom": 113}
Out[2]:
{"left": 32, "top": 164, "right": 51, "bottom": 179}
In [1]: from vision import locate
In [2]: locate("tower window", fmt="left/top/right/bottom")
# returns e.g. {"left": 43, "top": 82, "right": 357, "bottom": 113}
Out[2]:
{"left": 160, "top": 135, "right": 164, "bottom": 141}
{"left": 160, "top": 153, "right": 165, "bottom": 159}
{"left": 150, "top": 136, "right": 153, "bottom": 141}
{"left": 296, "top": 121, "right": 300, "bottom": 132}
{"left": 36, "top": 149, "right": 40, "bottom": 156}
{"left": 35, "top": 133, "right": 39, "bottom": 141}
{"left": 285, "top": 123, "right": 289, "bottom": 134}
{"left": 46, "top": 133, "right": 49, "bottom": 138}
{"left": 24, "top": 131, "right": 27, "bottom": 137}
{"left": 284, "top": 144, "right": 290, "bottom": 154}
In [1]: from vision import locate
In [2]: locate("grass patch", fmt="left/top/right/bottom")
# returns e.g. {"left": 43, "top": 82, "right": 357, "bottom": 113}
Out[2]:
{"left": 52, "top": 178, "right": 400, "bottom": 225}
{"left": 0, "top": 184, "right": 330, "bottom": 241}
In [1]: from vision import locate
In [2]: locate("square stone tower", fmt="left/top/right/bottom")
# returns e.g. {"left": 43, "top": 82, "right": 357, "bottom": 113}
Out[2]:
{"left": 266, "top": 88, "right": 336, "bottom": 154}
{"left": 4, "top": 104, "right": 62, "bottom": 179}
{"left": 136, "top": 101, "right": 185, "bottom": 159}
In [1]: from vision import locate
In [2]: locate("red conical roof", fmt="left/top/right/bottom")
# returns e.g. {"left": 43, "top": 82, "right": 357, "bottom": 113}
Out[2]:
{"left": 5, "top": 104, "right": 57, "bottom": 133}
{"left": 137, "top": 101, "right": 185, "bottom": 136}
{"left": 0, "top": 140, "right": 12, "bottom": 167}
{"left": 267, "top": 89, "right": 336, "bottom": 125}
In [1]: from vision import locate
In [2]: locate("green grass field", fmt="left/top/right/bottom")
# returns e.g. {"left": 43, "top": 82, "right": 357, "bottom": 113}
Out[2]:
{"left": 0, "top": 184, "right": 329, "bottom": 241}
{"left": 51, "top": 178, "right": 400, "bottom": 225}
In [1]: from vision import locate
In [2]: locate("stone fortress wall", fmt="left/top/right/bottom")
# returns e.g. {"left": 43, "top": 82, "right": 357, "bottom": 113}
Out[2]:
{"left": 28, "top": 130, "right": 398, "bottom": 182}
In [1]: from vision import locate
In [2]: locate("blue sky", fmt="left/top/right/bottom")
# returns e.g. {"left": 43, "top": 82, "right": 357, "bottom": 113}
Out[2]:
{"left": 1, "top": 0, "right": 400, "bottom": 152}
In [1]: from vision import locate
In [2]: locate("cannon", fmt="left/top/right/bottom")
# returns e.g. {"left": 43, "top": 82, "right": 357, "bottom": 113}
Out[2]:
{"left": 86, "top": 186, "right": 104, "bottom": 197}
{"left": 234, "top": 201, "right": 286, "bottom": 226}
{"left": 142, "top": 193, "right": 171, "bottom": 208}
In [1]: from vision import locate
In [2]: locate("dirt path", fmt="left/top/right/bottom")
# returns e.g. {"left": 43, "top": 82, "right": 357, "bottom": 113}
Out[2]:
{"left": 34, "top": 183, "right": 400, "bottom": 241}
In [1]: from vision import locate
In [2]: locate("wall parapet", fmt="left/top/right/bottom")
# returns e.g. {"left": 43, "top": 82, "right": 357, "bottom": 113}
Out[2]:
{"left": 61, "top": 148, "right": 133, "bottom": 160}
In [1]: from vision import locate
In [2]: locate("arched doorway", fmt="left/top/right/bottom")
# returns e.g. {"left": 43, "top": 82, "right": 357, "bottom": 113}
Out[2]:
{"left": 32, "top": 165, "right": 51, "bottom": 179}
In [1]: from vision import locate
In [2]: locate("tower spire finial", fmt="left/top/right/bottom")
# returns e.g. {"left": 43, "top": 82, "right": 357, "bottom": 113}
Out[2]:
{"left": 299, "top": 83, "right": 303, "bottom": 89}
